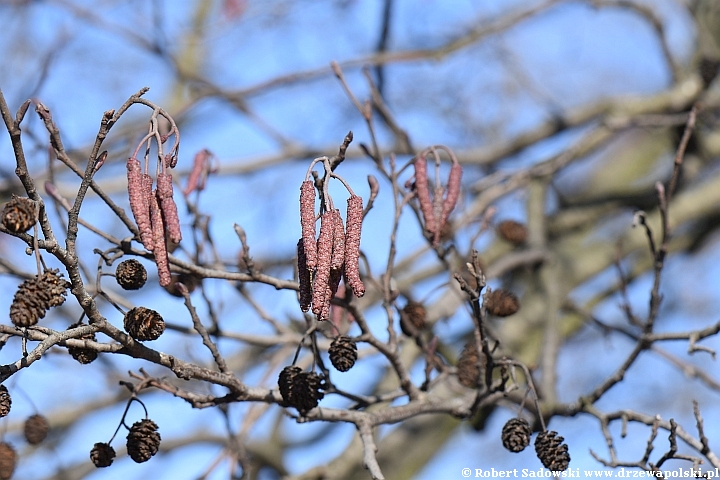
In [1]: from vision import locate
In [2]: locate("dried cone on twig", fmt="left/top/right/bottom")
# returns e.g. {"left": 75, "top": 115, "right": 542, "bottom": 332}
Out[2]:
{"left": 0, "top": 442, "right": 16, "bottom": 480}
{"left": 278, "top": 366, "right": 324, "bottom": 415}
{"left": 0, "top": 385, "right": 10, "bottom": 418}
{"left": 457, "top": 341, "right": 482, "bottom": 388}
{"left": 535, "top": 430, "right": 571, "bottom": 472}
{"left": 497, "top": 220, "right": 528, "bottom": 246}
{"left": 329, "top": 335, "right": 357, "bottom": 372}
{"left": 66, "top": 323, "right": 98, "bottom": 365}
{"left": 90, "top": 442, "right": 115, "bottom": 468}
{"left": 400, "top": 301, "right": 427, "bottom": 336}
{"left": 24, "top": 414, "right": 49, "bottom": 445}
{"left": 485, "top": 289, "right": 520, "bottom": 317}
{"left": 1, "top": 196, "right": 35, "bottom": 233}
{"left": 115, "top": 259, "right": 147, "bottom": 290}
{"left": 10, "top": 269, "right": 70, "bottom": 327}
{"left": 126, "top": 419, "right": 161, "bottom": 463}
{"left": 124, "top": 307, "right": 165, "bottom": 341}
{"left": 501, "top": 418, "right": 532, "bottom": 453}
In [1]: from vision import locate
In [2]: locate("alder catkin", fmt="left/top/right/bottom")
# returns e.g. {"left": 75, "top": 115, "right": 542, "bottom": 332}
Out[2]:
{"left": 183, "top": 149, "right": 210, "bottom": 195}
{"left": 300, "top": 181, "right": 318, "bottom": 270}
{"left": 157, "top": 172, "right": 182, "bottom": 244}
{"left": 297, "top": 239, "right": 312, "bottom": 312}
{"left": 312, "top": 211, "right": 334, "bottom": 316}
{"left": 437, "top": 162, "right": 462, "bottom": 244}
{"left": 149, "top": 192, "right": 171, "bottom": 287}
{"left": 413, "top": 155, "right": 436, "bottom": 235}
{"left": 344, "top": 195, "right": 365, "bottom": 297}
{"left": 127, "top": 158, "right": 154, "bottom": 251}
{"left": 330, "top": 209, "right": 345, "bottom": 271}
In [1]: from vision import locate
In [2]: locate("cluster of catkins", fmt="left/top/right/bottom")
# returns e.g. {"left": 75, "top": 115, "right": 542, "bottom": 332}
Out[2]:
{"left": 298, "top": 179, "right": 364, "bottom": 320}
{"left": 412, "top": 149, "right": 462, "bottom": 246}
{"left": 126, "top": 153, "right": 181, "bottom": 287}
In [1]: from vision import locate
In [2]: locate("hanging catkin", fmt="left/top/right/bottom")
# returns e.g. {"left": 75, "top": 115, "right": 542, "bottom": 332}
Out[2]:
{"left": 300, "top": 181, "right": 318, "bottom": 270}
{"left": 312, "top": 211, "right": 334, "bottom": 316}
{"left": 157, "top": 172, "right": 182, "bottom": 244}
{"left": 297, "top": 239, "right": 312, "bottom": 312}
{"left": 330, "top": 209, "right": 345, "bottom": 270}
{"left": 436, "top": 162, "right": 462, "bottom": 245}
{"left": 150, "top": 192, "right": 171, "bottom": 287}
{"left": 413, "top": 155, "right": 436, "bottom": 235}
{"left": 127, "top": 158, "right": 153, "bottom": 251}
{"left": 344, "top": 195, "right": 365, "bottom": 297}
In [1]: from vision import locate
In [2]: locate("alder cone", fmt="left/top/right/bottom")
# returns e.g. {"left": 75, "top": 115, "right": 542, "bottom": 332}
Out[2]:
{"left": 0, "top": 442, "right": 16, "bottom": 480}
{"left": 278, "top": 366, "right": 324, "bottom": 415}
{"left": 457, "top": 341, "right": 482, "bottom": 388}
{"left": 501, "top": 418, "right": 531, "bottom": 453}
{"left": 115, "top": 259, "right": 147, "bottom": 290}
{"left": 0, "top": 385, "right": 10, "bottom": 418}
{"left": 23, "top": 414, "right": 49, "bottom": 445}
{"left": 400, "top": 301, "right": 427, "bottom": 336}
{"left": 126, "top": 419, "right": 161, "bottom": 463}
{"left": 66, "top": 323, "right": 98, "bottom": 365}
{"left": 535, "top": 430, "right": 571, "bottom": 472}
{"left": 485, "top": 289, "right": 520, "bottom": 317}
{"left": 10, "top": 269, "right": 70, "bottom": 327}
{"left": 497, "top": 220, "right": 528, "bottom": 246}
{"left": 124, "top": 307, "right": 165, "bottom": 341}
{"left": 329, "top": 335, "right": 357, "bottom": 372}
{"left": 278, "top": 366, "right": 302, "bottom": 406}
{"left": 1, "top": 196, "right": 35, "bottom": 233}
{"left": 90, "top": 442, "right": 115, "bottom": 468}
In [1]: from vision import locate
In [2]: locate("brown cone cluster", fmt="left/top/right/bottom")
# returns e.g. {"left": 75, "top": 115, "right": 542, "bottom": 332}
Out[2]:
{"left": 124, "top": 307, "right": 165, "bottom": 341}
{"left": 485, "top": 289, "right": 520, "bottom": 317}
{"left": 400, "top": 301, "right": 427, "bottom": 336}
{"left": 535, "top": 430, "right": 570, "bottom": 472}
{"left": 23, "top": 414, "right": 49, "bottom": 445}
{"left": 126, "top": 419, "right": 161, "bottom": 463}
{"left": 457, "top": 341, "right": 483, "bottom": 388}
{"left": 90, "top": 442, "right": 116, "bottom": 468}
{"left": 0, "top": 442, "right": 16, "bottom": 480}
{"left": 278, "top": 366, "right": 325, "bottom": 415}
{"left": 298, "top": 178, "right": 365, "bottom": 319}
{"left": 0, "top": 386, "right": 10, "bottom": 418}
{"left": 501, "top": 418, "right": 531, "bottom": 453}
{"left": 497, "top": 220, "right": 528, "bottom": 246}
{"left": 329, "top": 335, "right": 357, "bottom": 372}
{"left": 116, "top": 259, "right": 147, "bottom": 290}
{"left": 10, "top": 269, "right": 70, "bottom": 327}
{"left": 66, "top": 323, "right": 98, "bottom": 365}
{"left": 1, "top": 196, "right": 35, "bottom": 233}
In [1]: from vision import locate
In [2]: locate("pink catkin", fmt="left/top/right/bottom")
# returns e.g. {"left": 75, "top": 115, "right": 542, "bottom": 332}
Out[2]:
{"left": 150, "top": 192, "right": 172, "bottom": 287}
{"left": 297, "top": 239, "right": 312, "bottom": 312}
{"left": 312, "top": 211, "right": 334, "bottom": 316}
{"left": 440, "top": 163, "right": 462, "bottom": 230}
{"left": 157, "top": 173, "right": 182, "bottom": 244}
{"left": 126, "top": 158, "right": 154, "bottom": 251}
{"left": 344, "top": 195, "right": 365, "bottom": 297}
{"left": 183, "top": 149, "right": 211, "bottom": 196}
{"left": 330, "top": 209, "right": 345, "bottom": 271}
{"left": 300, "top": 181, "right": 318, "bottom": 270}
{"left": 413, "top": 156, "right": 436, "bottom": 235}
